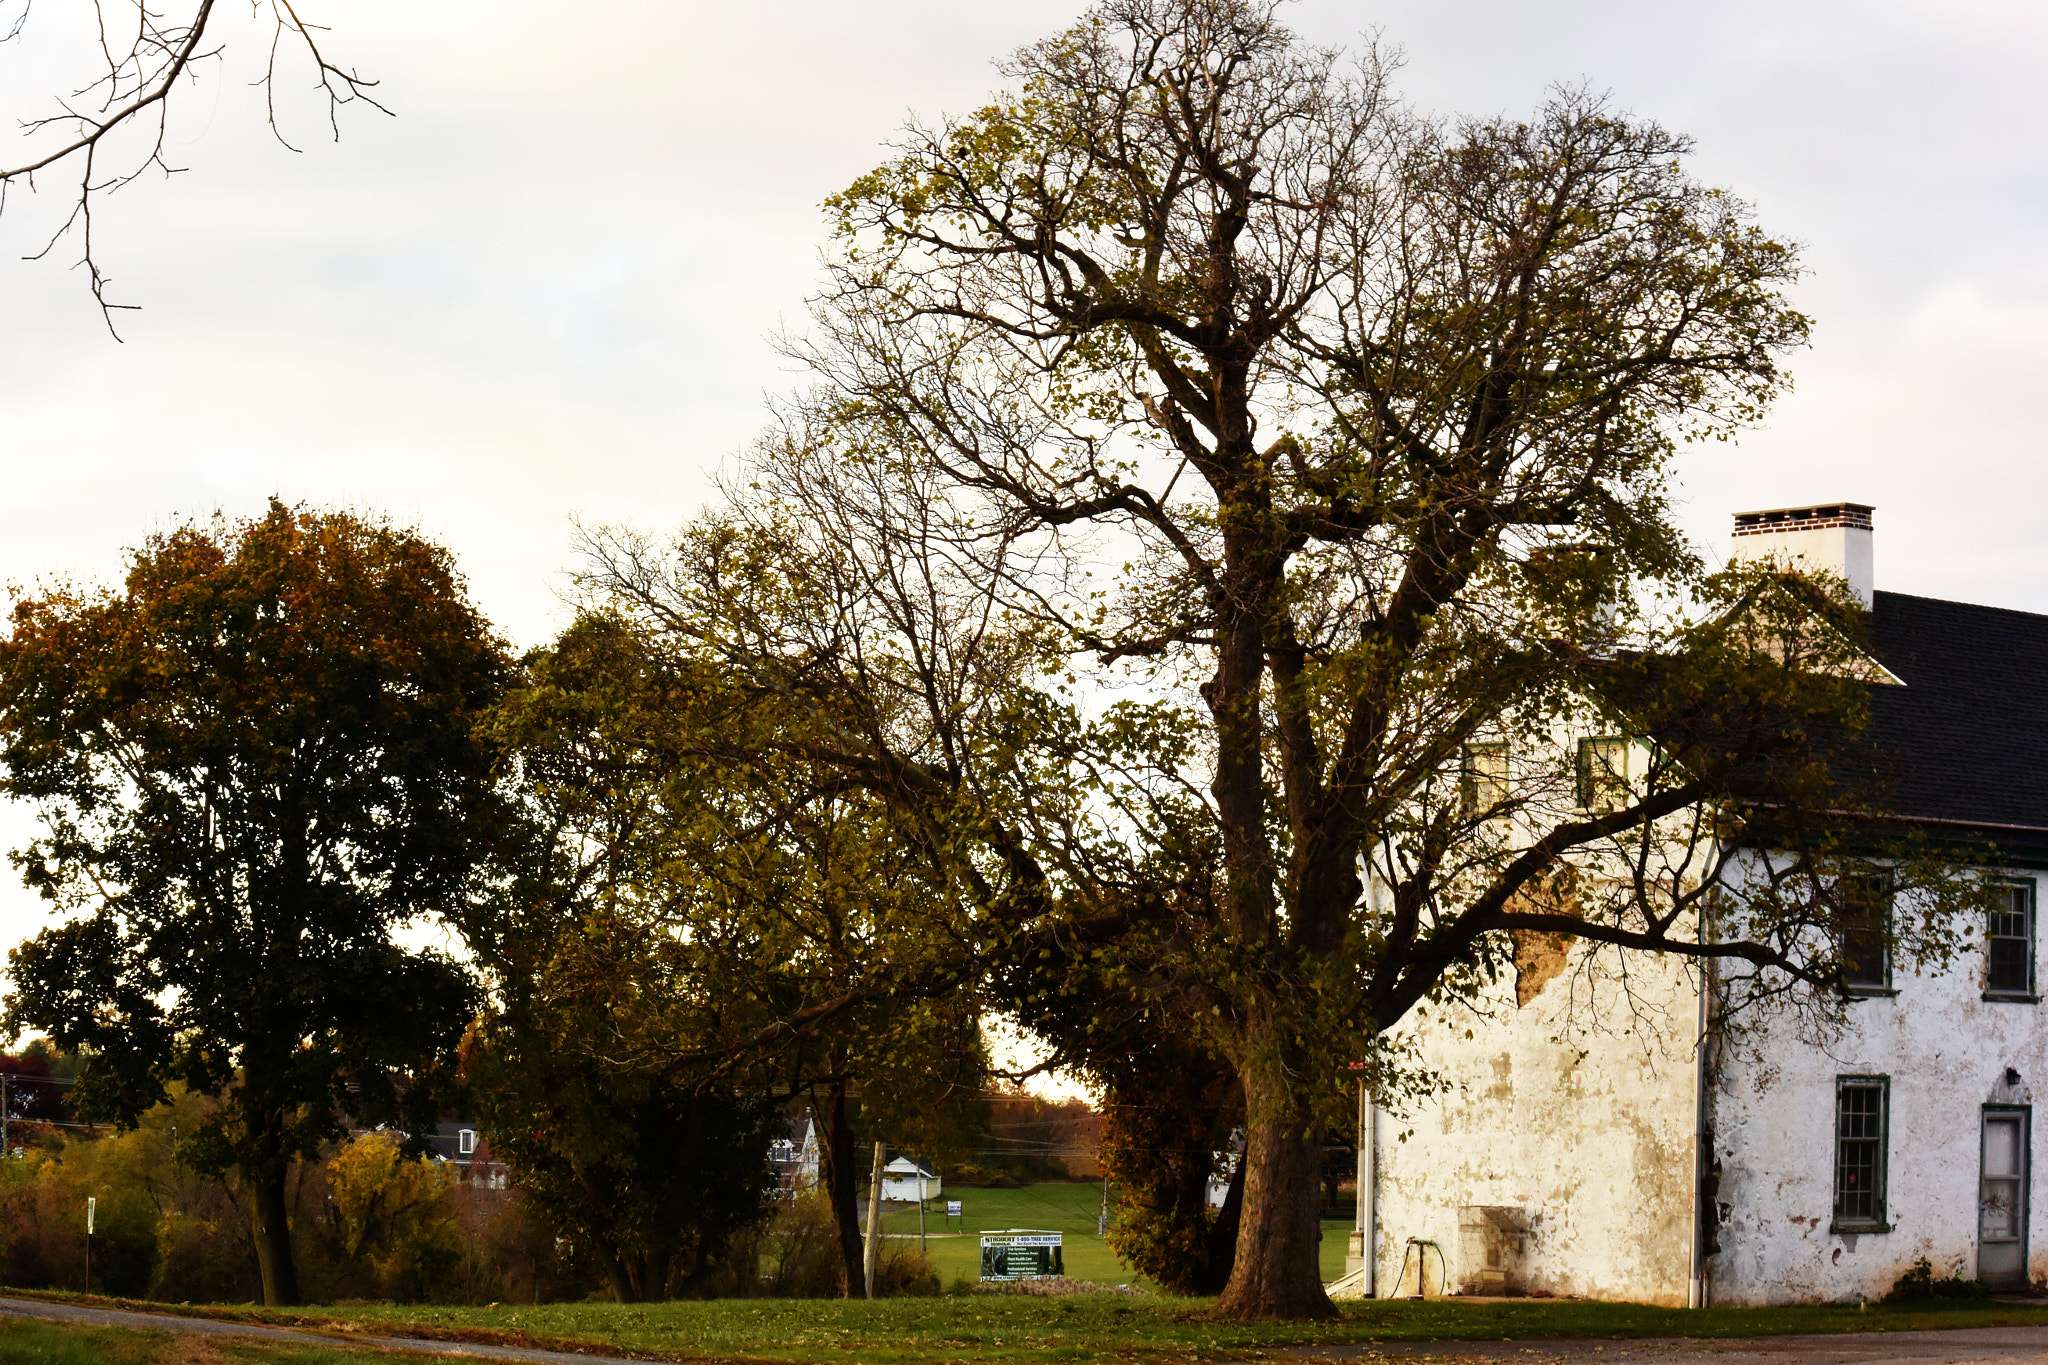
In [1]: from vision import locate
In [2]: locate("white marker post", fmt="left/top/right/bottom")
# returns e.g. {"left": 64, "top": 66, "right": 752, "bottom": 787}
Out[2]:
{"left": 85, "top": 1196, "right": 95, "bottom": 1292}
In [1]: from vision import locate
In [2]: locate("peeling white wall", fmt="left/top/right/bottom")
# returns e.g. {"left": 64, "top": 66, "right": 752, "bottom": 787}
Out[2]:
{"left": 1369, "top": 862, "right": 2048, "bottom": 1306}
{"left": 1375, "top": 946, "right": 1703, "bottom": 1306}
{"left": 1711, "top": 863, "right": 2048, "bottom": 1305}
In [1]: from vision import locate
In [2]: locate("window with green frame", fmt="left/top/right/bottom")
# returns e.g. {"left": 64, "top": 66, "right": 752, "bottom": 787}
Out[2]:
{"left": 1986, "top": 880, "right": 2036, "bottom": 999}
{"left": 1575, "top": 736, "right": 1628, "bottom": 813}
{"left": 1838, "top": 870, "right": 1894, "bottom": 992}
{"left": 1832, "top": 1075, "right": 1889, "bottom": 1230}
{"left": 1461, "top": 741, "right": 1509, "bottom": 816}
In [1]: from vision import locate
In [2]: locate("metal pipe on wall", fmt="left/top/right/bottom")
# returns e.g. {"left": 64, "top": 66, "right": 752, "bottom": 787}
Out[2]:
{"left": 1689, "top": 939, "right": 1714, "bottom": 1309}
{"left": 1357, "top": 1079, "right": 1377, "bottom": 1297}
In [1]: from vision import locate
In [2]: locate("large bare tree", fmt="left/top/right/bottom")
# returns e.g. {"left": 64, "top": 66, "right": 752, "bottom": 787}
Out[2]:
{"left": 699, "top": 0, "right": 1985, "bottom": 1319}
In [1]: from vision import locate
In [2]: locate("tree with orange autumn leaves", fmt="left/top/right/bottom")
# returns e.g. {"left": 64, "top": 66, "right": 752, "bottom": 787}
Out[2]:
{"left": 0, "top": 502, "right": 504, "bottom": 1305}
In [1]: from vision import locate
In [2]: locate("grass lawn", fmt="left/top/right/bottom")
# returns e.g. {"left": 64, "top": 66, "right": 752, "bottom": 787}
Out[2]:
{"left": 31, "top": 1289, "right": 2045, "bottom": 1365}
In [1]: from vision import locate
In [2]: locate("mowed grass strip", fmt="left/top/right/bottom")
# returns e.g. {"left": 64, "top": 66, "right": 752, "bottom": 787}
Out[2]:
{"left": 171, "top": 1294, "right": 2048, "bottom": 1365}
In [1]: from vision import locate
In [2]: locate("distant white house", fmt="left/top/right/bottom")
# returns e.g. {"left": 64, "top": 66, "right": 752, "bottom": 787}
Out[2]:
{"left": 1207, "top": 1147, "right": 1240, "bottom": 1210}
{"left": 881, "top": 1156, "right": 940, "bottom": 1203}
{"left": 769, "top": 1115, "right": 822, "bottom": 1195}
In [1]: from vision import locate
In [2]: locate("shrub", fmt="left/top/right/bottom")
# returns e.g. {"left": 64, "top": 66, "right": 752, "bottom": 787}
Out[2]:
{"left": 1884, "top": 1257, "right": 1988, "bottom": 1302}
{"left": 871, "top": 1244, "right": 941, "bottom": 1297}
{"left": 753, "top": 1191, "right": 844, "bottom": 1298}
{"left": 305, "top": 1132, "right": 461, "bottom": 1302}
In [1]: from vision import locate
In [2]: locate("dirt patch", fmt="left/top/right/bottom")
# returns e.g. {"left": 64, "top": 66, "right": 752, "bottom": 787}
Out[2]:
{"left": 152, "top": 1334, "right": 228, "bottom": 1365}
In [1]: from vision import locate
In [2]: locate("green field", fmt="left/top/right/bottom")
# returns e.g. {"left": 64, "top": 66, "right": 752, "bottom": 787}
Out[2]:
{"left": 873, "top": 1181, "right": 1356, "bottom": 1287}
{"left": 23, "top": 1291, "right": 2048, "bottom": 1365}
{"left": 874, "top": 1182, "right": 1128, "bottom": 1286}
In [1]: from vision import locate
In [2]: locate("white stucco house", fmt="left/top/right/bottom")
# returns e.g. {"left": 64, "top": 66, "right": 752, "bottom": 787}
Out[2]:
{"left": 1340, "top": 503, "right": 2048, "bottom": 1306}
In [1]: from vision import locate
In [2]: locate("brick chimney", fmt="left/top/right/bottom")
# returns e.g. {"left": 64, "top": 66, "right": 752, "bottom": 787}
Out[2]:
{"left": 1730, "top": 503, "right": 1874, "bottom": 608}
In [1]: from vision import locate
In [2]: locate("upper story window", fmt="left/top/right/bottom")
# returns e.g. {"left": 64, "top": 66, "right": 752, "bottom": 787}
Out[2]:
{"left": 1575, "top": 737, "right": 1629, "bottom": 813}
{"left": 1461, "top": 741, "right": 1509, "bottom": 816}
{"left": 458, "top": 1128, "right": 477, "bottom": 1155}
{"left": 1839, "top": 870, "right": 1894, "bottom": 993}
{"left": 1986, "top": 880, "right": 2036, "bottom": 1000}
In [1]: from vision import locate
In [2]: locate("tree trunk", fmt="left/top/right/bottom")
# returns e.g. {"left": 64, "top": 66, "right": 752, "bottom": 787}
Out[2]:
{"left": 641, "top": 1247, "right": 672, "bottom": 1301}
{"left": 597, "top": 1247, "right": 636, "bottom": 1302}
{"left": 1214, "top": 1022, "right": 1335, "bottom": 1321}
{"left": 816, "top": 1079, "right": 865, "bottom": 1297}
{"left": 247, "top": 1164, "right": 301, "bottom": 1307}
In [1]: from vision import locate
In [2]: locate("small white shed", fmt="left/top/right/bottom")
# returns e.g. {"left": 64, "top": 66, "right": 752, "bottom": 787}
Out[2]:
{"left": 880, "top": 1156, "right": 941, "bottom": 1203}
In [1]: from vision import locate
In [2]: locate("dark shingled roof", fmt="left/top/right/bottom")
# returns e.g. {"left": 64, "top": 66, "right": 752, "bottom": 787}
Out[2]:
{"left": 1868, "top": 590, "right": 2048, "bottom": 834}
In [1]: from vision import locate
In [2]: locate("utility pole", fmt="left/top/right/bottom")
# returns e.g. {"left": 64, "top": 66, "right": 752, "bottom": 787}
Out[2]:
{"left": 2, "top": 1072, "right": 10, "bottom": 1155}
{"left": 862, "top": 1140, "right": 885, "bottom": 1298}
{"left": 917, "top": 1168, "right": 927, "bottom": 1256}
{"left": 1098, "top": 1174, "right": 1109, "bottom": 1237}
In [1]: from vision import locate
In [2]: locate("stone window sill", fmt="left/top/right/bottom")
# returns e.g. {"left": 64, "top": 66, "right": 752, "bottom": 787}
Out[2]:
{"left": 1830, "top": 1220, "right": 1893, "bottom": 1235}
{"left": 1842, "top": 986, "right": 1898, "bottom": 999}
{"left": 1983, "top": 992, "right": 2039, "bottom": 1004}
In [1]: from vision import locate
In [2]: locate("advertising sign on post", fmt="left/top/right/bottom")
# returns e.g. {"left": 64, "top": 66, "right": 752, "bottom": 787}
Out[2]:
{"left": 946, "top": 1200, "right": 962, "bottom": 1217}
{"left": 978, "top": 1228, "right": 1064, "bottom": 1282}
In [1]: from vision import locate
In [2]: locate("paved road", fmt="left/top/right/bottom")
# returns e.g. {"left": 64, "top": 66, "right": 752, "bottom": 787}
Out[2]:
{"left": 1292, "top": 1327, "right": 2048, "bottom": 1364}
{"left": 0, "top": 1296, "right": 657, "bottom": 1365}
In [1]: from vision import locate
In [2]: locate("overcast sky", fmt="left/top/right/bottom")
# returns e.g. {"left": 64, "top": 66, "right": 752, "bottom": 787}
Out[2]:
{"left": 0, "top": 0, "right": 2043, "bottom": 982}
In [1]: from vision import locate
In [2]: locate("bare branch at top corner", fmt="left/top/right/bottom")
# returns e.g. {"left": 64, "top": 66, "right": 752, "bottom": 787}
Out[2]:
{"left": 0, "top": 0, "right": 384, "bottom": 333}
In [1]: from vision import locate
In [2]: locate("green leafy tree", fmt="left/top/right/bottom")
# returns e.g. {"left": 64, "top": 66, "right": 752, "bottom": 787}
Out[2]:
{"left": 0, "top": 502, "right": 504, "bottom": 1305}
{"left": 471, "top": 611, "right": 985, "bottom": 1298}
{"left": 1096, "top": 1031, "right": 1244, "bottom": 1296}
{"left": 464, "top": 934, "right": 780, "bottom": 1303}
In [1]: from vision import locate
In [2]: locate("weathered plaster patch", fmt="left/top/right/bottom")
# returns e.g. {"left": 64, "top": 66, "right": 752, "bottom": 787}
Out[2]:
{"left": 1513, "top": 929, "right": 1573, "bottom": 1007}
